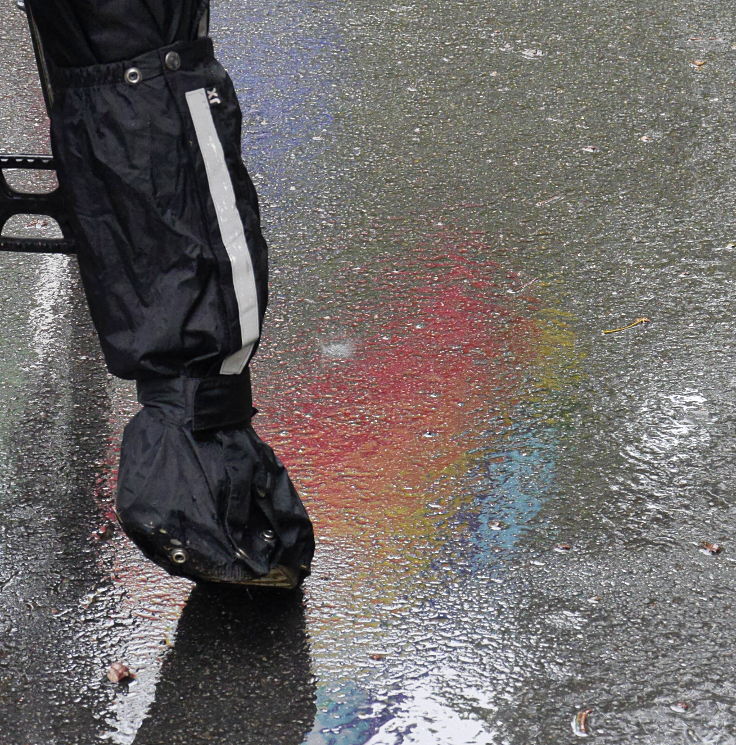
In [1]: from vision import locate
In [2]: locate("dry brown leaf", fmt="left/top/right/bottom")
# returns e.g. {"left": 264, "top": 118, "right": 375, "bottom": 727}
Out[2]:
{"left": 106, "top": 662, "right": 135, "bottom": 683}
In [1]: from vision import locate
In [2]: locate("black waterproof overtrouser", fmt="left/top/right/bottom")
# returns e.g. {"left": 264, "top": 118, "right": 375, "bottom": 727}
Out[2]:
{"left": 25, "top": 0, "right": 314, "bottom": 587}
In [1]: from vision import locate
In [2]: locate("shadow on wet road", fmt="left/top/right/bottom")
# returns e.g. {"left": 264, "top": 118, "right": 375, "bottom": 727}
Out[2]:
{"left": 133, "top": 587, "right": 315, "bottom": 745}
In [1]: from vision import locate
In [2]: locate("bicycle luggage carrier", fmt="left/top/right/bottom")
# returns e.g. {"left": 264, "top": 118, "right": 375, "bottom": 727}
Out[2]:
{"left": 0, "top": 154, "right": 76, "bottom": 254}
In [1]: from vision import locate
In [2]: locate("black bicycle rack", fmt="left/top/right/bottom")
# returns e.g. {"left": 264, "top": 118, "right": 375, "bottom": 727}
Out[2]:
{"left": 0, "top": 1, "right": 76, "bottom": 255}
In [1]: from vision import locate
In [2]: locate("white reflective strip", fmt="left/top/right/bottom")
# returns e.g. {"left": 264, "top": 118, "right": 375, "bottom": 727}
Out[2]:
{"left": 185, "top": 87, "right": 259, "bottom": 375}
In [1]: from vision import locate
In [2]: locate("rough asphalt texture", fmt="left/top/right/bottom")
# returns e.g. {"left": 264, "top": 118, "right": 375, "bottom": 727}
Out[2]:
{"left": 0, "top": 0, "right": 735, "bottom": 743}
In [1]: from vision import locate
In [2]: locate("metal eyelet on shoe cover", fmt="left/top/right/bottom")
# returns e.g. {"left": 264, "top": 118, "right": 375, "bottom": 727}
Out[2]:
{"left": 124, "top": 67, "right": 142, "bottom": 85}
{"left": 261, "top": 529, "right": 276, "bottom": 542}
{"left": 170, "top": 547, "right": 188, "bottom": 564}
{"left": 164, "top": 51, "right": 181, "bottom": 71}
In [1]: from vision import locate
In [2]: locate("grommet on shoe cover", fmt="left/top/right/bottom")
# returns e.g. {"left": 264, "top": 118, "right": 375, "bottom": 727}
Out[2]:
{"left": 136, "top": 368, "right": 253, "bottom": 431}
{"left": 124, "top": 67, "right": 142, "bottom": 85}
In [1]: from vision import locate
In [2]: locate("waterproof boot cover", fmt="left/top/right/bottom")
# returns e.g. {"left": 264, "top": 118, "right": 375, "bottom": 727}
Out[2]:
{"left": 119, "top": 372, "right": 313, "bottom": 587}
{"left": 26, "top": 0, "right": 315, "bottom": 586}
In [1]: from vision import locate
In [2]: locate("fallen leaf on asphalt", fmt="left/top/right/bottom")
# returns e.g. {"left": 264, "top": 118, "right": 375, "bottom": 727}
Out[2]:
{"left": 691, "top": 59, "right": 707, "bottom": 67}
{"left": 699, "top": 541, "right": 722, "bottom": 555}
{"left": 602, "top": 317, "right": 650, "bottom": 334}
{"left": 91, "top": 524, "right": 113, "bottom": 541}
{"left": 554, "top": 543, "right": 573, "bottom": 552}
{"left": 106, "top": 662, "right": 135, "bottom": 683}
{"left": 369, "top": 653, "right": 386, "bottom": 661}
{"left": 572, "top": 708, "right": 592, "bottom": 737}
{"left": 670, "top": 701, "right": 690, "bottom": 712}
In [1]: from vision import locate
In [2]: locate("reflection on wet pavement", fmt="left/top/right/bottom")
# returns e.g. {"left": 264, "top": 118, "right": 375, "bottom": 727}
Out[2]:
{"left": 1, "top": 0, "right": 736, "bottom": 743}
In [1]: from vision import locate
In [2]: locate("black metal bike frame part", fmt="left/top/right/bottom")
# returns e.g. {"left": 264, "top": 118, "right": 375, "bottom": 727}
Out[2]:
{"left": 0, "top": 7, "right": 75, "bottom": 254}
{"left": 24, "top": 3, "right": 54, "bottom": 113}
{"left": 0, "top": 155, "right": 75, "bottom": 254}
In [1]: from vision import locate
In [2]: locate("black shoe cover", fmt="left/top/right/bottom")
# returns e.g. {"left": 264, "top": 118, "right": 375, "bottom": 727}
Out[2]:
{"left": 116, "top": 372, "right": 314, "bottom": 588}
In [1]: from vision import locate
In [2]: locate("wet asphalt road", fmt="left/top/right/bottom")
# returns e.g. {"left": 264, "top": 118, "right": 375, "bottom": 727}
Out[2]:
{"left": 1, "top": 0, "right": 736, "bottom": 743}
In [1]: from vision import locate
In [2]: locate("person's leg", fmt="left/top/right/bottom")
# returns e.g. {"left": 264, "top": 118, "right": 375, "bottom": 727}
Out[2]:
{"left": 27, "top": 0, "right": 265, "bottom": 379}
{"left": 28, "top": 0, "right": 207, "bottom": 66}
{"left": 24, "top": 0, "right": 314, "bottom": 586}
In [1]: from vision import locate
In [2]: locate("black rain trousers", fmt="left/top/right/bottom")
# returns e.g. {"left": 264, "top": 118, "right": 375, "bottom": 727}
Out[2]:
{"left": 25, "top": 0, "right": 314, "bottom": 587}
